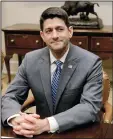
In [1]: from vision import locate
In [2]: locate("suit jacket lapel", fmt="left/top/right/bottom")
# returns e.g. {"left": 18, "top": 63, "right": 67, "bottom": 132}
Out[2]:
{"left": 55, "top": 44, "right": 80, "bottom": 111}
{"left": 39, "top": 48, "right": 53, "bottom": 115}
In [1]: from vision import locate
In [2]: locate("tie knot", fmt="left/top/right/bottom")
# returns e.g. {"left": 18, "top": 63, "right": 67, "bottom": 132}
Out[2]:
{"left": 55, "top": 60, "right": 62, "bottom": 67}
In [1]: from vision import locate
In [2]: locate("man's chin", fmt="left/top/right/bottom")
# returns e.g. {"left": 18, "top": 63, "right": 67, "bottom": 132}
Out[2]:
{"left": 51, "top": 47, "right": 64, "bottom": 51}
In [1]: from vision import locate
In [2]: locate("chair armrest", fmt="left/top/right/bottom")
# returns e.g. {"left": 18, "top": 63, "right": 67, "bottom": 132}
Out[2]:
{"left": 103, "top": 101, "right": 113, "bottom": 123}
{"left": 102, "top": 70, "right": 110, "bottom": 104}
{"left": 102, "top": 70, "right": 112, "bottom": 123}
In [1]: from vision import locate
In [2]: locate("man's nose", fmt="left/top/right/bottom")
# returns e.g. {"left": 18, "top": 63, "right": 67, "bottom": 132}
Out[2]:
{"left": 52, "top": 30, "right": 58, "bottom": 39}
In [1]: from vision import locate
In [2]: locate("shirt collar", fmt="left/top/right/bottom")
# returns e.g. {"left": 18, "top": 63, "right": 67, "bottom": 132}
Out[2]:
{"left": 49, "top": 45, "right": 70, "bottom": 64}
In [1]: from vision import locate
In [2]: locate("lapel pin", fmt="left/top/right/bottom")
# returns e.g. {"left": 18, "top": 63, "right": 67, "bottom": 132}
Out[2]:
{"left": 68, "top": 65, "right": 73, "bottom": 68}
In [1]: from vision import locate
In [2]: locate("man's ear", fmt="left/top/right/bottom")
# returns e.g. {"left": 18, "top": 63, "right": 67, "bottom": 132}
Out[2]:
{"left": 40, "top": 31, "right": 44, "bottom": 41}
{"left": 68, "top": 26, "right": 73, "bottom": 39}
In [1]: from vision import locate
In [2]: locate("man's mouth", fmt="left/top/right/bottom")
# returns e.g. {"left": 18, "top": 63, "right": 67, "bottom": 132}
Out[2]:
{"left": 51, "top": 40, "right": 62, "bottom": 44}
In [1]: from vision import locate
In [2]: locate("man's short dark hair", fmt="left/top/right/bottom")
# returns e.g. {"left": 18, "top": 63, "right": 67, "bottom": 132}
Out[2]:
{"left": 40, "top": 7, "right": 70, "bottom": 31}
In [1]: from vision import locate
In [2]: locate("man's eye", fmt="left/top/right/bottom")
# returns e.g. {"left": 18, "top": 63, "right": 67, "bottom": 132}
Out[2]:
{"left": 45, "top": 30, "right": 51, "bottom": 34}
{"left": 57, "top": 28, "right": 64, "bottom": 32}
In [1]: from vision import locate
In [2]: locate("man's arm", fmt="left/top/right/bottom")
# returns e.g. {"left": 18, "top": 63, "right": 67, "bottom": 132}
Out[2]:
{"left": 7, "top": 114, "right": 59, "bottom": 133}
{"left": 1, "top": 55, "right": 30, "bottom": 125}
{"left": 54, "top": 57, "right": 103, "bottom": 132}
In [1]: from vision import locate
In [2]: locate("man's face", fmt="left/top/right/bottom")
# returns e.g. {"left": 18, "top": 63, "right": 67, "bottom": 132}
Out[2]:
{"left": 40, "top": 17, "right": 73, "bottom": 53}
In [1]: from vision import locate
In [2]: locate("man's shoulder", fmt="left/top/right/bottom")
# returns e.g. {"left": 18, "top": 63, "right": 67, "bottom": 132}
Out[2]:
{"left": 26, "top": 47, "right": 48, "bottom": 57}
{"left": 72, "top": 44, "right": 100, "bottom": 61}
{"left": 22, "top": 47, "right": 49, "bottom": 67}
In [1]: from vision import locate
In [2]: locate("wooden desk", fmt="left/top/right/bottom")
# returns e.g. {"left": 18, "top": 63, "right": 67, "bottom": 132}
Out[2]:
{"left": 1, "top": 123, "right": 112, "bottom": 138}
{"left": 2, "top": 24, "right": 113, "bottom": 82}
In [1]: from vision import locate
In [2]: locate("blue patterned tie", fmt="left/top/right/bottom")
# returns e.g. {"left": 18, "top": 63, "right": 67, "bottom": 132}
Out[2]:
{"left": 51, "top": 60, "right": 62, "bottom": 109}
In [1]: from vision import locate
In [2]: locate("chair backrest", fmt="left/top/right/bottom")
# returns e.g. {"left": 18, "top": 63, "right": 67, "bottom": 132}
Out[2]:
{"left": 102, "top": 70, "right": 111, "bottom": 104}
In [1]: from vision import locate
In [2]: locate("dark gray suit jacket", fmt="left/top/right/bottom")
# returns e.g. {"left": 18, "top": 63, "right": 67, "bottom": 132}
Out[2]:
{"left": 2, "top": 43, "right": 103, "bottom": 132}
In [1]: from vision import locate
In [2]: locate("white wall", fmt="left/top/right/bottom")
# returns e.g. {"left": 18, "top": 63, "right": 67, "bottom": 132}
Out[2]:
{"left": 2, "top": 2, "right": 112, "bottom": 27}
{"left": 2, "top": 1, "right": 112, "bottom": 75}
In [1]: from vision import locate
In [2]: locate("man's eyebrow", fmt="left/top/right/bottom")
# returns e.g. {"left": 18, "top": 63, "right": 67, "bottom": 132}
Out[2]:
{"left": 56, "top": 26, "right": 65, "bottom": 29}
{"left": 44, "top": 27, "right": 52, "bottom": 30}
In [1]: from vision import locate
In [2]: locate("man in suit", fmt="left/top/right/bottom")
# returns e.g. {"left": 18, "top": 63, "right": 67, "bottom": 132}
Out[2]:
{"left": 2, "top": 7, "right": 103, "bottom": 138}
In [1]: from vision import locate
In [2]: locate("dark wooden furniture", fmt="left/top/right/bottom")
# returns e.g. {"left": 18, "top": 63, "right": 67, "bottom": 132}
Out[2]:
{"left": 1, "top": 123, "right": 113, "bottom": 138}
{"left": 2, "top": 24, "right": 113, "bottom": 82}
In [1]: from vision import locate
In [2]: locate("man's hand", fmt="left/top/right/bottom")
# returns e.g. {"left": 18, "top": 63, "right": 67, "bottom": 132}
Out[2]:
{"left": 11, "top": 113, "right": 50, "bottom": 138}
{"left": 10, "top": 113, "right": 40, "bottom": 138}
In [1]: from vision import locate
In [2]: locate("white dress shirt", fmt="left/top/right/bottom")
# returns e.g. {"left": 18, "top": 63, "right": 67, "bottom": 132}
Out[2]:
{"left": 7, "top": 46, "right": 69, "bottom": 133}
